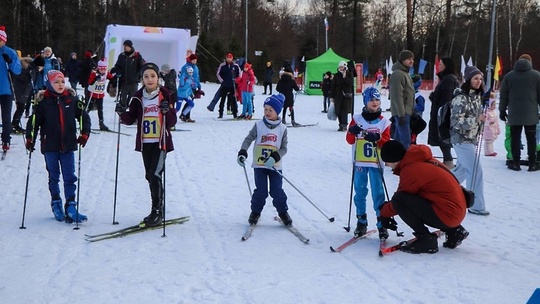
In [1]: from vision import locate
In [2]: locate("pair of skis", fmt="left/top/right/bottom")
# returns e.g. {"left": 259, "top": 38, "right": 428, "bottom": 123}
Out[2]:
{"left": 241, "top": 216, "right": 309, "bottom": 244}
{"left": 85, "top": 216, "right": 190, "bottom": 242}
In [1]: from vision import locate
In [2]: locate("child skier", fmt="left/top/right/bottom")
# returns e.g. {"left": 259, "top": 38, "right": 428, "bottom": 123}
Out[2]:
{"left": 177, "top": 66, "right": 196, "bottom": 123}
{"left": 346, "top": 87, "right": 392, "bottom": 239}
{"left": 238, "top": 62, "right": 255, "bottom": 119}
{"left": 276, "top": 67, "right": 300, "bottom": 125}
{"left": 87, "top": 58, "right": 114, "bottom": 131}
{"left": 483, "top": 94, "right": 500, "bottom": 156}
{"left": 116, "top": 63, "right": 177, "bottom": 226}
{"left": 237, "top": 94, "right": 292, "bottom": 226}
{"left": 25, "top": 70, "right": 91, "bottom": 223}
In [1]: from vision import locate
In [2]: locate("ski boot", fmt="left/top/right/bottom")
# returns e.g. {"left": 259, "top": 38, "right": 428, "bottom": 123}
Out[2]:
{"left": 248, "top": 211, "right": 261, "bottom": 225}
{"left": 51, "top": 198, "right": 65, "bottom": 222}
{"left": 278, "top": 212, "right": 293, "bottom": 226}
{"left": 99, "top": 120, "right": 110, "bottom": 131}
{"left": 354, "top": 214, "right": 368, "bottom": 237}
{"left": 443, "top": 225, "right": 469, "bottom": 249}
{"left": 65, "top": 200, "right": 88, "bottom": 223}
{"left": 143, "top": 204, "right": 163, "bottom": 227}
{"left": 400, "top": 232, "right": 439, "bottom": 254}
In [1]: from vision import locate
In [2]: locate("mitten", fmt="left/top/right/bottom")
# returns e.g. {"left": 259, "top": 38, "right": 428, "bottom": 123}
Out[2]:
{"left": 159, "top": 100, "right": 169, "bottom": 113}
{"left": 25, "top": 138, "right": 35, "bottom": 152}
{"left": 77, "top": 133, "right": 89, "bottom": 147}
{"left": 364, "top": 132, "right": 381, "bottom": 143}
{"left": 115, "top": 104, "right": 126, "bottom": 114}
{"left": 237, "top": 149, "right": 248, "bottom": 167}
{"left": 348, "top": 124, "right": 362, "bottom": 135}
{"left": 499, "top": 111, "right": 507, "bottom": 122}
{"left": 2, "top": 53, "right": 12, "bottom": 64}
{"left": 264, "top": 151, "right": 281, "bottom": 169}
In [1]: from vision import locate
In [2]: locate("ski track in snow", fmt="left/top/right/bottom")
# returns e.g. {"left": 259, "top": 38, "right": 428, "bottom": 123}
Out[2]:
{"left": 1, "top": 83, "right": 539, "bottom": 303}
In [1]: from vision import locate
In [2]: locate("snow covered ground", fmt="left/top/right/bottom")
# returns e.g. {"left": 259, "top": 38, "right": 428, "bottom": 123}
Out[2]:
{"left": 1, "top": 83, "right": 539, "bottom": 304}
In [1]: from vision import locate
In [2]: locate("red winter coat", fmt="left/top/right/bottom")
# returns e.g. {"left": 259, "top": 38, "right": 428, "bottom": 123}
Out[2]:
{"left": 238, "top": 68, "right": 255, "bottom": 93}
{"left": 380, "top": 145, "right": 466, "bottom": 227}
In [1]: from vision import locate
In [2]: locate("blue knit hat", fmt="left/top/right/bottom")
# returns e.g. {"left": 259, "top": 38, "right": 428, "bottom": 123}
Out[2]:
{"left": 264, "top": 94, "right": 285, "bottom": 114}
{"left": 362, "top": 87, "right": 381, "bottom": 106}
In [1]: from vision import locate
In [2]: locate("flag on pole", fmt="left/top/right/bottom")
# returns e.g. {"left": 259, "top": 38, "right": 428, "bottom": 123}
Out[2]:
{"left": 433, "top": 55, "right": 440, "bottom": 87}
{"left": 467, "top": 56, "right": 473, "bottom": 66}
{"left": 460, "top": 55, "right": 466, "bottom": 77}
{"left": 362, "top": 59, "right": 369, "bottom": 77}
{"left": 385, "top": 59, "right": 389, "bottom": 76}
{"left": 418, "top": 59, "right": 428, "bottom": 74}
{"left": 324, "top": 17, "right": 329, "bottom": 31}
{"left": 494, "top": 55, "right": 503, "bottom": 81}
{"left": 388, "top": 56, "right": 393, "bottom": 75}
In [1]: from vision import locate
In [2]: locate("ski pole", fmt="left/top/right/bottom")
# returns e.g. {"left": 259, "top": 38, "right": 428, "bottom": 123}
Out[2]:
{"left": 74, "top": 99, "right": 85, "bottom": 230}
{"left": 112, "top": 76, "right": 121, "bottom": 225}
{"left": 343, "top": 165, "right": 354, "bottom": 232}
{"left": 375, "top": 145, "right": 403, "bottom": 237}
{"left": 20, "top": 103, "right": 38, "bottom": 229}
{"left": 471, "top": 102, "right": 488, "bottom": 192}
{"left": 158, "top": 111, "right": 168, "bottom": 238}
{"left": 242, "top": 165, "right": 252, "bottom": 197}
{"left": 272, "top": 168, "right": 335, "bottom": 222}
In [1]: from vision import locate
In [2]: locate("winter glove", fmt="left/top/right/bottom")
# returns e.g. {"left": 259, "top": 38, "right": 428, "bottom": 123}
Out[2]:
{"left": 159, "top": 101, "right": 169, "bottom": 113}
{"left": 364, "top": 132, "right": 381, "bottom": 143}
{"left": 115, "top": 103, "right": 126, "bottom": 114}
{"left": 77, "top": 133, "right": 89, "bottom": 147}
{"left": 377, "top": 216, "right": 398, "bottom": 231}
{"left": 499, "top": 111, "right": 507, "bottom": 122}
{"left": 348, "top": 124, "right": 362, "bottom": 135}
{"left": 398, "top": 116, "right": 406, "bottom": 125}
{"left": 237, "top": 149, "right": 248, "bottom": 167}
{"left": 2, "top": 53, "right": 12, "bottom": 64}
{"left": 25, "top": 138, "right": 35, "bottom": 152}
{"left": 263, "top": 151, "right": 281, "bottom": 169}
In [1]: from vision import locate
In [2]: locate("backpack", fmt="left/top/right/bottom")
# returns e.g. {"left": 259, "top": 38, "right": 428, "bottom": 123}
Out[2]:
{"left": 437, "top": 89, "right": 466, "bottom": 145}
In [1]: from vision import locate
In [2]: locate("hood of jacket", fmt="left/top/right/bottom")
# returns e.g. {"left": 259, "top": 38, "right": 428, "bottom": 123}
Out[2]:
{"left": 393, "top": 145, "right": 433, "bottom": 175}
{"left": 392, "top": 61, "right": 409, "bottom": 73}
{"left": 513, "top": 59, "right": 532, "bottom": 72}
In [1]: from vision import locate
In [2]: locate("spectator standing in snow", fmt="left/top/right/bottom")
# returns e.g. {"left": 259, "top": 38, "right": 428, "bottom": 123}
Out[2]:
{"left": 346, "top": 87, "right": 392, "bottom": 240}
{"left": 262, "top": 61, "right": 274, "bottom": 95}
{"left": 499, "top": 54, "right": 540, "bottom": 172}
{"left": 112, "top": 40, "right": 145, "bottom": 108}
{"left": 237, "top": 94, "right": 293, "bottom": 227}
{"left": 160, "top": 63, "right": 177, "bottom": 104}
{"left": 42, "top": 47, "right": 60, "bottom": 76}
{"left": 11, "top": 56, "right": 36, "bottom": 134}
{"left": 427, "top": 57, "right": 459, "bottom": 169}
{"left": 79, "top": 50, "right": 96, "bottom": 103}
{"left": 25, "top": 70, "right": 91, "bottom": 223}
{"left": 450, "top": 66, "right": 489, "bottom": 216}
{"left": 276, "top": 67, "right": 300, "bottom": 125}
{"left": 389, "top": 50, "right": 415, "bottom": 148}
{"left": 64, "top": 52, "right": 81, "bottom": 90}
{"left": 116, "top": 63, "right": 177, "bottom": 227}
{"left": 216, "top": 52, "right": 241, "bottom": 118}
{"left": 330, "top": 61, "right": 354, "bottom": 131}
{"left": 379, "top": 140, "right": 469, "bottom": 254}
{"left": 0, "top": 25, "right": 22, "bottom": 151}
{"left": 321, "top": 71, "right": 332, "bottom": 113}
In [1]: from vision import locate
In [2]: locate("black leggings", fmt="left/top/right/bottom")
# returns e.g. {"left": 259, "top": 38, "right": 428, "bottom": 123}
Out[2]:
{"left": 142, "top": 143, "right": 165, "bottom": 209}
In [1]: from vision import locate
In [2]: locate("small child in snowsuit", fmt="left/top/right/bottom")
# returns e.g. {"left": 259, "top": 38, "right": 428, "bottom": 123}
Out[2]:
{"left": 177, "top": 66, "right": 196, "bottom": 123}
{"left": 412, "top": 74, "right": 425, "bottom": 118}
{"left": 346, "top": 87, "right": 392, "bottom": 240}
{"left": 25, "top": 70, "right": 91, "bottom": 223}
{"left": 276, "top": 67, "right": 300, "bottom": 125}
{"left": 87, "top": 59, "right": 114, "bottom": 131}
{"left": 238, "top": 62, "right": 255, "bottom": 119}
{"left": 116, "top": 63, "right": 177, "bottom": 226}
{"left": 484, "top": 95, "right": 500, "bottom": 156}
{"left": 321, "top": 71, "right": 332, "bottom": 113}
{"left": 237, "top": 94, "right": 292, "bottom": 226}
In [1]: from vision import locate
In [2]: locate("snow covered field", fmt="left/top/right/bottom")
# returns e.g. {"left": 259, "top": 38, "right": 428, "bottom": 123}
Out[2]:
{"left": 1, "top": 83, "right": 539, "bottom": 304}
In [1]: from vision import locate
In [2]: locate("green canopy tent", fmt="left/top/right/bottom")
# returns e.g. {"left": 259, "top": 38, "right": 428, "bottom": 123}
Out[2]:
{"left": 304, "top": 48, "right": 350, "bottom": 95}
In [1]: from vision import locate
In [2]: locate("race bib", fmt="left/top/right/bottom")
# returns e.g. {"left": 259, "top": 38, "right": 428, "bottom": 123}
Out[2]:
{"left": 142, "top": 117, "right": 160, "bottom": 140}
{"left": 254, "top": 144, "right": 277, "bottom": 166}
{"left": 355, "top": 139, "right": 378, "bottom": 163}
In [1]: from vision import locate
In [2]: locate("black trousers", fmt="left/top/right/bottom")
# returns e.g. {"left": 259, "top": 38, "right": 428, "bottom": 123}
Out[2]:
{"left": 142, "top": 143, "right": 165, "bottom": 210}
{"left": 391, "top": 191, "right": 451, "bottom": 234}
{"left": 218, "top": 86, "right": 237, "bottom": 116}
{"left": 510, "top": 125, "right": 537, "bottom": 163}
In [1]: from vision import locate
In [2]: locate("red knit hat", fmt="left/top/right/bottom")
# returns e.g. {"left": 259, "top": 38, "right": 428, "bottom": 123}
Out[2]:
{"left": 0, "top": 26, "right": 7, "bottom": 42}
{"left": 226, "top": 52, "right": 234, "bottom": 59}
{"left": 189, "top": 54, "right": 198, "bottom": 61}
{"left": 84, "top": 51, "right": 92, "bottom": 59}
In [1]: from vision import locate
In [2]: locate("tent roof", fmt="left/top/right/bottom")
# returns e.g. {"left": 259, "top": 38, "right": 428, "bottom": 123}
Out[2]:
{"left": 306, "top": 48, "right": 349, "bottom": 63}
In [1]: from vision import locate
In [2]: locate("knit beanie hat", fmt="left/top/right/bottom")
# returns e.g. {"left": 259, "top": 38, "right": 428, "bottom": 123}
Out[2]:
{"left": 33, "top": 55, "right": 45, "bottom": 67}
{"left": 325, "top": 71, "right": 332, "bottom": 77}
{"left": 338, "top": 61, "right": 348, "bottom": 69}
{"left": 141, "top": 63, "right": 159, "bottom": 76}
{"left": 399, "top": 50, "right": 414, "bottom": 63}
{"left": 161, "top": 63, "right": 171, "bottom": 73}
{"left": 0, "top": 26, "right": 7, "bottom": 42}
{"left": 84, "top": 51, "right": 92, "bottom": 59}
{"left": 45, "top": 70, "right": 65, "bottom": 94}
{"left": 381, "top": 140, "right": 407, "bottom": 163}
{"left": 123, "top": 40, "right": 133, "bottom": 48}
{"left": 98, "top": 58, "right": 107, "bottom": 68}
{"left": 264, "top": 94, "right": 285, "bottom": 114}
{"left": 519, "top": 54, "right": 532, "bottom": 62}
{"left": 189, "top": 54, "right": 198, "bottom": 61}
{"left": 244, "top": 63, "right": 252, "bottom": 70}
{"left": 464, "top": 66, "right": 483, "bottom": 82}
{"left": 226, "top": 52, "right": 234, "bottom": 59}
{"left": 363, "top": 87, "right": 381, "bottom": 106}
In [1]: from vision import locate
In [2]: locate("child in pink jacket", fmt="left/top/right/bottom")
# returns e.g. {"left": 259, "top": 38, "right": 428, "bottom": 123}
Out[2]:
{"left": 484, "top": 95, "right": 500, "bottom": 156}
{"left": 238, "top": 63, "right": 255, "bottom": 120}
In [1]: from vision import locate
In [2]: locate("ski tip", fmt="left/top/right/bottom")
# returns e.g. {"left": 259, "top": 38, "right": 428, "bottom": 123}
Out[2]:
{"left": 330, "top": 246, "right": 337, "bottom": 252}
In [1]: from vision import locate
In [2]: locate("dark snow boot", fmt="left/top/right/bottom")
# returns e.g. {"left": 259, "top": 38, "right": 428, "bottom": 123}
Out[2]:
{"left": 443, "top": 225, "right": 469, "bottom": 249}
{"left": 528, "top": 161, "right": 539, "bottom": 172}
{"left": 354, "top": 214, "right": 368, "bottom": 237}
{"left": 278, "top": 212, "right": 293, "bottom": 226}
{"left": 400, "top": 232, "right": 439, "bottom": 254}
{"left": 99, "top": 120, "right": 109, "bottom": 131}
{"left": 248, "top": 211, "right": 261, "bottom": 225}
{"left": 143, "top": 207, "right": 163, "bottom": 227}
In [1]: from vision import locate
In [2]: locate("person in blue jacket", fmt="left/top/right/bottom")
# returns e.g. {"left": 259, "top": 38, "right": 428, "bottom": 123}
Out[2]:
{"left": 0, "top": 25, "right": 22, "bottom": 151}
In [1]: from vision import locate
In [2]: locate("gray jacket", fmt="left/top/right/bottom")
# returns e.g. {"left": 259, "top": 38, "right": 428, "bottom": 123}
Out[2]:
{"left": 499, "top": 59, "right": 540, "bottom": 126}
{"left": 389, "top": 61, "right": 415, "bottom": 117}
